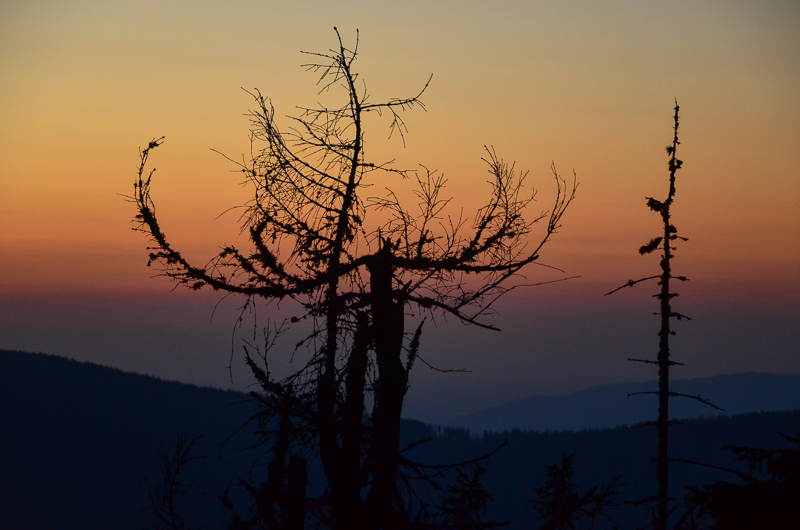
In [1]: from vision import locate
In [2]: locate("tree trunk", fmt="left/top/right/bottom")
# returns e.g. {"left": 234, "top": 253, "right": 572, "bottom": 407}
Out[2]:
{"left": 366, "top": 241, "right": 408, "bottom": 529}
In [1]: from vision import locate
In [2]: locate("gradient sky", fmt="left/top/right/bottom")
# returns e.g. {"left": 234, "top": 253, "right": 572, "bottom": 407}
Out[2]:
{"left": 1, "top": 1, "right": 798, "bottom": 403}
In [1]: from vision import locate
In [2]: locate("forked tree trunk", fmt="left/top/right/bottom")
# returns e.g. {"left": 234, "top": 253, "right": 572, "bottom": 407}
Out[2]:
{"left": 365, "top": 241, "right": 408, "bottom": 529}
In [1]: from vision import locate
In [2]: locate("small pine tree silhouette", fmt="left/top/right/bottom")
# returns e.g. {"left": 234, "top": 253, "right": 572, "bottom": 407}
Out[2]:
{"left": 438, "top": 463, "right": 495, "bottom": 527}
{"left": 529, "top": 454, "right": 621, "bottom": 530}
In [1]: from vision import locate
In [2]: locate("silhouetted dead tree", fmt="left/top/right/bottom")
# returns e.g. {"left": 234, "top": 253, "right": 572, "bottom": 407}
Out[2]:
{"left": 219, "top": 346, "right": 312, "bottom": 530}
{"left": 131, "top": 28, "right": 576, "bottom": 530}
{"left": 144, "top": 433, "right": 204, "bottom": 530}
{"left": 606, "top": 102, "right": 720, "bottom": 530}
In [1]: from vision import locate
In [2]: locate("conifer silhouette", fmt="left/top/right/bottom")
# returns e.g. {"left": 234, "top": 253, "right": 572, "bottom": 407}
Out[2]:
{"left": 529, "top": 453, "right": 622, "bottom": 530}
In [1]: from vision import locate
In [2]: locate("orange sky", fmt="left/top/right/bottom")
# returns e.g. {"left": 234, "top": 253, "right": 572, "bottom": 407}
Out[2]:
{"left": 1, "top": 1, "right": 798, "bottom": 391}
{"left": 2, "top": 1, "right": 798, "bottom": 304}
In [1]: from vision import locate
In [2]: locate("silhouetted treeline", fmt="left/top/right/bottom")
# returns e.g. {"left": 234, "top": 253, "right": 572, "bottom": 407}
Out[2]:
{"left": 3, "top": 350, "right": 798, "bottom": 529}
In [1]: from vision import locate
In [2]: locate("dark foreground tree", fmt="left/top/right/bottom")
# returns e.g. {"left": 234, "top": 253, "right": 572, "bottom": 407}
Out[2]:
{"left": 606, "top": 102, "right": 720, "bottom": 530}
{"left": 529, "top": 454, "right": 622, "bottom": 530}
{"left": 131, "top": 29, "right": 576, "bottom": 529}
{"left": 678, "top": 432, "right": 800, "bottom": 530}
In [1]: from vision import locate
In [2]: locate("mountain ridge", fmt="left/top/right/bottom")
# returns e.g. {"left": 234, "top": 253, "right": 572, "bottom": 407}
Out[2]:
{"left": 440, "top": 372, "right": 800, "bottom": 432}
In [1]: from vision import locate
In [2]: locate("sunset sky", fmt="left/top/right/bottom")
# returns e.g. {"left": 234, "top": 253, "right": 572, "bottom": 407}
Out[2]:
{"left": 1, "top": 1, "right": 798, "bottom": 410}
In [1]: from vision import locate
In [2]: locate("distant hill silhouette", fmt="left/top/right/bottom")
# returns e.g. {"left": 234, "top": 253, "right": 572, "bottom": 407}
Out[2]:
{"left": 3, "top": 350, "right": 799, "bottom": 529}
{"left": 440, "top": 373, "right": 800, "bottom": 432}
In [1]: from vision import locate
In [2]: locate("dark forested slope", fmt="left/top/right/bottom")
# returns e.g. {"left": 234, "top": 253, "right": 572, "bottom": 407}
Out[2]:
{"left": 1, "top": 350, "right": 255, "bottom": 529}
{"left": 2, "top": 350, "right": 798, "bottom": 529}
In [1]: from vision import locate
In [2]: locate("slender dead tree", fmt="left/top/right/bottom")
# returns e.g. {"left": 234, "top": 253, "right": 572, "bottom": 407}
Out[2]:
{"left": 143, "top": 433, "right": 204, "bottom": 530}
{"left": 131, "top": 29, "right": 576, "bottom": 530}
{"left": 607, "top": 102, "right": 720, "bottom": 530}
